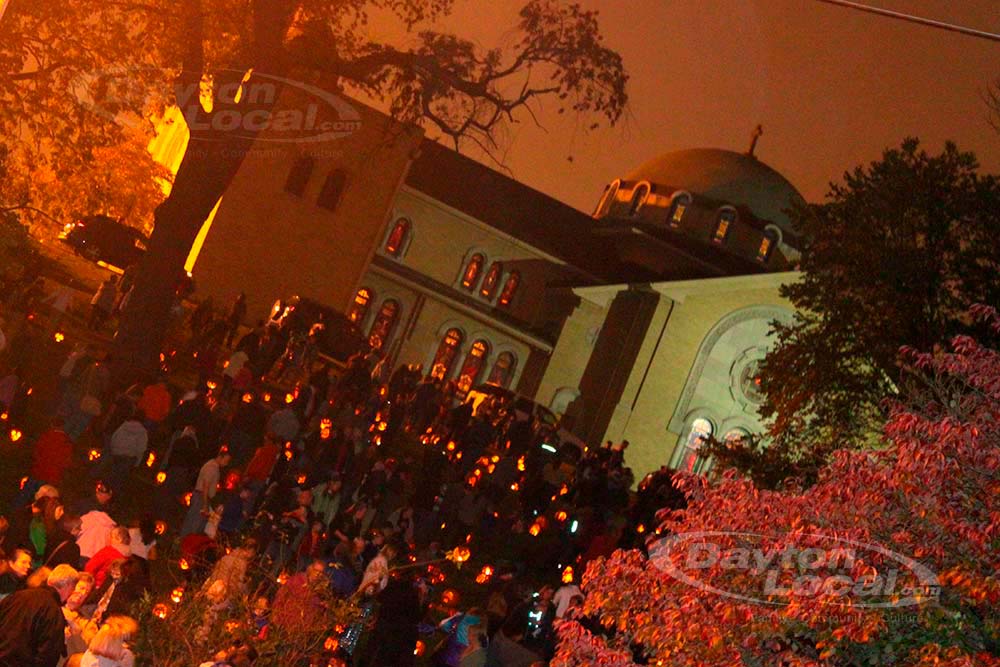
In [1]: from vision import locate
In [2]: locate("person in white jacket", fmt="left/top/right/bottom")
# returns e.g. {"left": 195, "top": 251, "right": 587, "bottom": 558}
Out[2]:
{"left": 104, "top": 414, "right": 148, "bottom": 493}
{"left": 76, "top": 509, "right": 116, "bottom": 564}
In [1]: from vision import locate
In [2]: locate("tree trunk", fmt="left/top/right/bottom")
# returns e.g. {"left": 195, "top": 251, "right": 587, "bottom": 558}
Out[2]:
{"left": 112, "top": 131, "right": 254, "bottom": 384}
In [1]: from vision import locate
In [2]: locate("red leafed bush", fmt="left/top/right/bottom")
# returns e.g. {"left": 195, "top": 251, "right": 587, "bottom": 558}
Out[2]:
{"left": 555, "top": 307, "right": 1000, "bottom": 667}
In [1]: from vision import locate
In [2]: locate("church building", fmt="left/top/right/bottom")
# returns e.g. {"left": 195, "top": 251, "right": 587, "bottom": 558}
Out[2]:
{"left": 183, "top": 88, "right": 805, "bottom": 480}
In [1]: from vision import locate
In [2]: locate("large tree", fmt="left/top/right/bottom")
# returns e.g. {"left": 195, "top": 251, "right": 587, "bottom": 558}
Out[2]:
{"left": 1, "top": 0, "right": 627, "bottom": 380}
{"left": 712, "top": 140, "right": 1000, "bottom": 486}
{"left": 556, "top": 309, "right": 1000, "bottom": 666}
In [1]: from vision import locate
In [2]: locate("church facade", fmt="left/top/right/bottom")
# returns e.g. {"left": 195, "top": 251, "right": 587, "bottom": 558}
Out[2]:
{"left": 184, "top": 89, "right": 804, "bottom": 480}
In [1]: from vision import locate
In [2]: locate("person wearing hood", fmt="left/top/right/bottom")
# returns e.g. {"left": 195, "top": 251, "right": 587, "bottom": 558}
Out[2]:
{"left": 103, "top": 411, "right": 148, "bottom": 493}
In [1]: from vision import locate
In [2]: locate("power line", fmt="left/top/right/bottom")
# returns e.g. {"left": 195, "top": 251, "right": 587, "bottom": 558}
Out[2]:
{"left": 814, "top": 0, "right": 1000, "bottom": 43}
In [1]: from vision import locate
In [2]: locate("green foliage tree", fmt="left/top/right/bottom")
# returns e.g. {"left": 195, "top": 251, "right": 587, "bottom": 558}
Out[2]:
{"left": 1, "top": 0, "right": 628, "bottom": 381}
{"left": 716, "top": 139, "right": 1000, "bottom": 487}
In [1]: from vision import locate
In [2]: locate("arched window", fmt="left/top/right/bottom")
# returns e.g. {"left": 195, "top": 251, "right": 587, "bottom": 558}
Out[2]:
{"left": 457, "top": 339, "right": 490, "bottom": 395}
{"left": 757, "top": 229, "right": 778, "bottom": 262}
{"left": 629, "top": 182, "right": 651, "bottom": 216}
{"left": 497, "top": 270, "right": 520, "bottom": 307}
{"left": 723, "top": 429, "right": 749, "bottom": 446}
{"left": 347, "top": 287, "right": 373, "bottom": 325}
{"left": 480, "top": 262, "right": 503, "bottom": 300}
{"left": 316, "top": 169, "right": 348, "bottom": 211}
{"left": 594, "top": 179, "right": 621, "bottom": 218}
{"left": 713, "top": 207, "right": 736, "bottom": 244}
{"left": 284, "top": 155, "right": 314, "bottom": 196}
{"left": 431, "top": 328, "right": 463, "bottom": 380}
{"left": 367, "top": 299, "right": 400, "bottom": 350}
{"left": 487, "top": 351, "right": 517, "bottom": 388}
{"left": 384, "top": 218, "right": 411, "bottom": 258}
{"left": 460, "top": 253, "right": 485, "bottom": 290}
{"left": 667, "top": 192, "right": 692, "bottom": 227}
{"left": 678, "top": 417, "right": 713, "bottom": 474}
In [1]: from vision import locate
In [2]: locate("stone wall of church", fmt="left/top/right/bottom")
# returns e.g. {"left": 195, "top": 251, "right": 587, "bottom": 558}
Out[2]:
{"left": 192, "top": 100, "right": 422, "bottom": 321}
{"left": 535, "top": 289, "right": 616, "bottom": 417}
{"left": 540, "top": 274, "right": 798, "bottom": 480}
{"left": 389, "top": 187, "right": 553, "bottom": 296}
{"left": 604, "top": 274, "right": 797, "bottom": 478}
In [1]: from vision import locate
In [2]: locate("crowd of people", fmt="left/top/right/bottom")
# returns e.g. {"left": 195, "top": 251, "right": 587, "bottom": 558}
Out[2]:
{"left": 0, "top": 282, "right": 682, "bottom": 667}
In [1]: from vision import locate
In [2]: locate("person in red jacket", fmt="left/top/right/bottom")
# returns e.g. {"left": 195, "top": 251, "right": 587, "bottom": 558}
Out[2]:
{"left": 84, "top": 526, "right": 131, "bottom": 589}
{"left": 137, "top": 375, "right": 171, "bottom": 430}
{"left": 30, "top": 417, "right": 74, "bottom": 488}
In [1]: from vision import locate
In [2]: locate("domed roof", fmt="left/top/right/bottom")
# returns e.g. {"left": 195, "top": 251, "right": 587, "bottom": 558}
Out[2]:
{"left": 626, "top": 148, "right": 805, "bottom": 231}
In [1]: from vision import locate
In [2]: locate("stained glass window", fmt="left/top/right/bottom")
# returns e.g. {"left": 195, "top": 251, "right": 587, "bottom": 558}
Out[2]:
{"left": 385, "top": 218, "right": 411, "bottom": 258}
{"left": 457, "top": 339, "right": 490, "bottom": 395}
{"left": 679, "top": 418, "right": 712, "bottom": 474}
{"left": 461, "top": 254, "right": 485, "bottom": 290}
{"left": 480, "top": 263, "right": 503, "bottom": 300}
{"left": 430, "top": 328, "right": 464, "bottom": 380}
{"left": 368, "top": 299, "right": 399, "bottom": 350}
{"left": 487, "top": 351, "right": 517, "bottom": 388}
{"left": 668, "top": 193, "right": 691, "bottom": 227}
{"left": 497, "top": 270, "right": 520, "bottom": 307}
{"left": 348, "top": 288, "right": 372, "bottom": 324}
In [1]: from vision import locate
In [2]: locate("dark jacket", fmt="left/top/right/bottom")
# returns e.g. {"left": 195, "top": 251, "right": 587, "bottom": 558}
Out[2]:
{"left": 42, "top": 529, "right": 81, "bottom": 569}
{"left": 0, "top": 585, "right": 67, "bottom": 667}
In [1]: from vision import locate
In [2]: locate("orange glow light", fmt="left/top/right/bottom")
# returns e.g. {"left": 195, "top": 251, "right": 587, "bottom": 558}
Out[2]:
{"left": 324, "top": 637, "right": 339, "bottom": 652}
{"left": 285, "top": 393, "right": 294, "bottom": 404}
{"left": 156, "top": 472, "right": 167, "bottom": 485}
{"left": 183, "top": 492, "right": 192, "bottom": 506}
{"left": 152, "top": 603, "right": 169, "bottom": 619}
{"left": 9, "top": 429, "right": 22, "bottom": 442}
{"left": 170, "top": 587, "right": 184, "bottom": 603}
{"left": 562, "top": 566, "right": 574, "bottom": 584}
{"left": 88, "top": 449, "right": 101, "bottom": 461}
{"left": 53, "top": 332, "right": 65, "bottom": 343}
{"left": 155, "top": 521, "right": 167, "bottom": 535}
{"left": 146, "top": 452, "right": 156, "bottom": 468}
{"left": 242, "top": 393, "right": 253, "bottom": 403}
{"left": 179, "top": 558, "right": 190, "bottom": 571}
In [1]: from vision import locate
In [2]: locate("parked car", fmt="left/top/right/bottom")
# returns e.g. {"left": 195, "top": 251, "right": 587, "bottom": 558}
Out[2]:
{"left": 268, "top": 295, "right": 368, "bottom": 364}
{"left": 58, "top": 214, "right": 148, "bottom": 273}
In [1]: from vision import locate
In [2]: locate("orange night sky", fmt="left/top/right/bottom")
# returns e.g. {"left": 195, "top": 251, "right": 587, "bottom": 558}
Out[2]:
{"left": 414, "top": 0, "right": 999, "bottom": 212}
